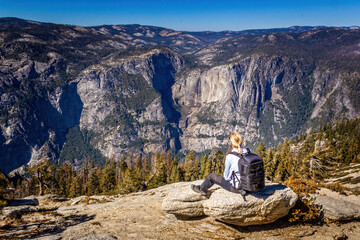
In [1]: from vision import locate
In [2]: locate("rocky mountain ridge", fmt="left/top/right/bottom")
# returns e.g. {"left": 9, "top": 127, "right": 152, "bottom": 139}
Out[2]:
{"left": 1, "top": 18, "right": 360, "bottom": 173}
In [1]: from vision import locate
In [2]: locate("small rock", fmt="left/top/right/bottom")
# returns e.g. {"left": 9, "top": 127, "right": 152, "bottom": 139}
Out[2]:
{"left": 290, "top": 229, "right": 316, "bottom": 238}
{"left": 79, "top": 234, "right": 118, "bottom": 240}
{"left": 163, "top": 214, "right": 178, "bottom": 225}
{"left": 71, "top": 196, "right": 89, "bottom": 205}
{"left": 32, "top": 234, "right": 62, "bottom": 240}
{"left": 334, "top": 232, "right": 348, "bottom": 240}
{"left": 87, "top": 195, "right": 113, "bottom": 204}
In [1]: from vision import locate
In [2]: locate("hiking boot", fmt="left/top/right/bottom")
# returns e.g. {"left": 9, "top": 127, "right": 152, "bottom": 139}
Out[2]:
{"left": 238, "top": 189, "right": 247, "bottom": 196}
{"left": 191, "top": 184, "right": 207, "bottom": 195}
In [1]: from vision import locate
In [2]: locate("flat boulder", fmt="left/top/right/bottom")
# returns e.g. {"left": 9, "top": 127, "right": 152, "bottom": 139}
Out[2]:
{"left": 162, "top": 181, "right": 298, "bottom": 226}
{"left": 311, "top": 194, "right": 360, "bottom": 221}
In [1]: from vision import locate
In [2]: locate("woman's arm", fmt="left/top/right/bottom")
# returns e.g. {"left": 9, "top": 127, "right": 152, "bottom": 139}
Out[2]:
{"left": 223, "top": 155, "right": 232, "bottom": 181}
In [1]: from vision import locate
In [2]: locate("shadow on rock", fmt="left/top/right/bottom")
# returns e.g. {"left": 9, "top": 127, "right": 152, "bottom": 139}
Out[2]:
{"left": 216, "top": 216, "right": 295, "bottom": 233}
{"left": 249, "top": 184, "right": 288, "bottom": 199}
{"left": 0, "top": 211, "right": 95, "bottom": 239}
{"left": 173, "top": 215, "right": 209, "bottom": 221}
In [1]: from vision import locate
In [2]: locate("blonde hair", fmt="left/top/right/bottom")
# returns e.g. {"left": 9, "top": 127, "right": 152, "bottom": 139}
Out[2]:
{"left": 230, "top": 132, "right": 243, "bottom": 153}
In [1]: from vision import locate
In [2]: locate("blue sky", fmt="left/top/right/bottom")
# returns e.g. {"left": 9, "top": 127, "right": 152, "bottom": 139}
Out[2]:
{"left": 0, "top": 0, "right": 359, "bottom": 31}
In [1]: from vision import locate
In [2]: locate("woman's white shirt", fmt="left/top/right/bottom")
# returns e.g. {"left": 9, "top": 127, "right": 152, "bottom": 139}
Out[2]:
{"left": 223, "top": 147, "right": 248, "bottom": 189}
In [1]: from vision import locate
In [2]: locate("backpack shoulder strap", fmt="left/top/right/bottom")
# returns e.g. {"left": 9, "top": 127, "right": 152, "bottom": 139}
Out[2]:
{"left": 229, "top": 151, "right": 242, "bottom": 158}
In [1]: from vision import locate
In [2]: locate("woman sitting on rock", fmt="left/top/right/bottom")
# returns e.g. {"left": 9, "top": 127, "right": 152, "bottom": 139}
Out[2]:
{"left": 191, "top": 132, "right": 248, "bottom": 195}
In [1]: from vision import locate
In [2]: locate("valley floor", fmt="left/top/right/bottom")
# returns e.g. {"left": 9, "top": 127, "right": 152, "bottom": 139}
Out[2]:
{"left": 1, "top": 182, "right": 360, "bottom": 240}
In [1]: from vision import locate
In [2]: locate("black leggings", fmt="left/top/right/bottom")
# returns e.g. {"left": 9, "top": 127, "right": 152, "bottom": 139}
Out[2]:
{"left": 200, "top": 173, "right": 240, "bottom": 193}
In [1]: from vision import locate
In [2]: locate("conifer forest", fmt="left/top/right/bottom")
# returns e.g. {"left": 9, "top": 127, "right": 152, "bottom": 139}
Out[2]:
{"left": 2, "top": 117, "right": 359, "bottom": 202}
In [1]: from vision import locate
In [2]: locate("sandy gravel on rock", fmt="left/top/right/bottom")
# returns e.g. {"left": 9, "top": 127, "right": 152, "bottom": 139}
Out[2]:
{"left": 58, "top": 183, "right": 360, "bottom": 240}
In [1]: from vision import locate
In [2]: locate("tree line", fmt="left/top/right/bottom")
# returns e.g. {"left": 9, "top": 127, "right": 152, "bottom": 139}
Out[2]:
{"left": 2, "top": 117, "right": 359, "bottom": 201}
{"left": 258, "top": 117, "right": 360, "bottom": 183}
{"left": 5, "top": 149, "right": 225, "bottom": 199}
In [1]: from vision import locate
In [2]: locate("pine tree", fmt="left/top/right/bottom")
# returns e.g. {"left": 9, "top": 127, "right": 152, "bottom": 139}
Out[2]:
{"left": 80, "top": 160, "right": 90, "bottom": 195}
{"left": 274, "top": 161, "right": 285, "bottom": 182}
{"left": 143, "top": 156, "right": 150, "bottom": 171}
{"left": 214, "top": 150, "right": 224, "bottom": 175}
{"left": 165, "top": 152, "right": 173, "bottom": 183}
{"left": 169, "top": 156, "right": 181, "bottom": 183}
{"left": 27, "top": 158, "right": 55, "bottom": 196}
{"left": 279, "top": 138, "right": 292, "bottom": 180}
{"left": 100, "top": 159, "right": 116, "bottom": 194}
{"left": 69, "top": 172, "right": 83, "bottom": 198}
{"left": 200, "top": 154, "right": 209, "bottom": 179}
{"left": 178, "top": 163, "right": 185, "bottom": 182}
{"left": 269, "top": 152, "right": 281, "bottom": 181}
{"left": 292, "top": 152, "right": 302, "bottom": 178}
{"left": 184, "top": 151, "right": 196, "bottom": 181}
{"left": 256, "top": 142, "right": 267, "bottom": 160}
{"left": 192, "top": 156, "right": 201, "bottom": 180}
{"left": 301, "top": 135, "right": 315, "bottom": 158}
{"left": 151, "top": 153, "right": 161, "bottom": 173}
{"left": 148, "top": 160, "right": 167, "bottom": 189}
{"left": 90, "top": 159, "right": 95, "bottom": 169}
{"left": 87, "top": 167, "right": 101, "bottom": 196}
{"left": 135, "top": 156, "right": 142, "bottom": 172}
{"left": 264, "top": 149, "right": 274, "bottom": 180}
{"left": 119, "top": 155, "right": 128, "bottom": 178}
{"left": 55, "top": 163, "right": 73, "bottom": 197}
{"left": 203, "top": 155, "right": 212, "bottom": 179}
{"left": 119, "top": 166, "right": 147, "bottom": 194}
{"left": 127, "top": 152, "right": 134, "bottom": 169}
{"left": 169, "top": 165, "right": 179, "bottom": 183}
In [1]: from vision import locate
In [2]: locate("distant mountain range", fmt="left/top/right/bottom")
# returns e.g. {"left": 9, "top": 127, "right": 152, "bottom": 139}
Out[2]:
{"left": 0, "top": 17, "right": 359, "bottom": 173}
{"left": 1, "top": 17, "right": 358, "bottom": 53}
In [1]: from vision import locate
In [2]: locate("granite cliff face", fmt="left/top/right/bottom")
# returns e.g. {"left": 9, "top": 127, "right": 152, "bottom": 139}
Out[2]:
{"left": 76, "top": 49, "right": 184, "bottom": 159}
{"left": 0, "top": 46, "right": 184, "bottom": 171}
{"left": 174, "top": 56, "right": 360, "bottom": 151}
{"left": 1, "top": 18, "right": 360, "bottom": 173}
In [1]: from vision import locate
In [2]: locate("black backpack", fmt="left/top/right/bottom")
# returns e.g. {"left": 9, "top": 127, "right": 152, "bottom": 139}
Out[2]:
{"left": 230, "top": 148, "right": 265, "bottom": 194}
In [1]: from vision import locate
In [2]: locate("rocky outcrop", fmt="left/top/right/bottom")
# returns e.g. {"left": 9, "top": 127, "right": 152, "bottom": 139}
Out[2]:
{"left": 312, "top": 194, "right": 360, "bottom": 221}
{"left": 2, "top": 185, "right": 360, "bottom": 239}
{"left": 162, "top": 180, "right": 298, "bottom": 226}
